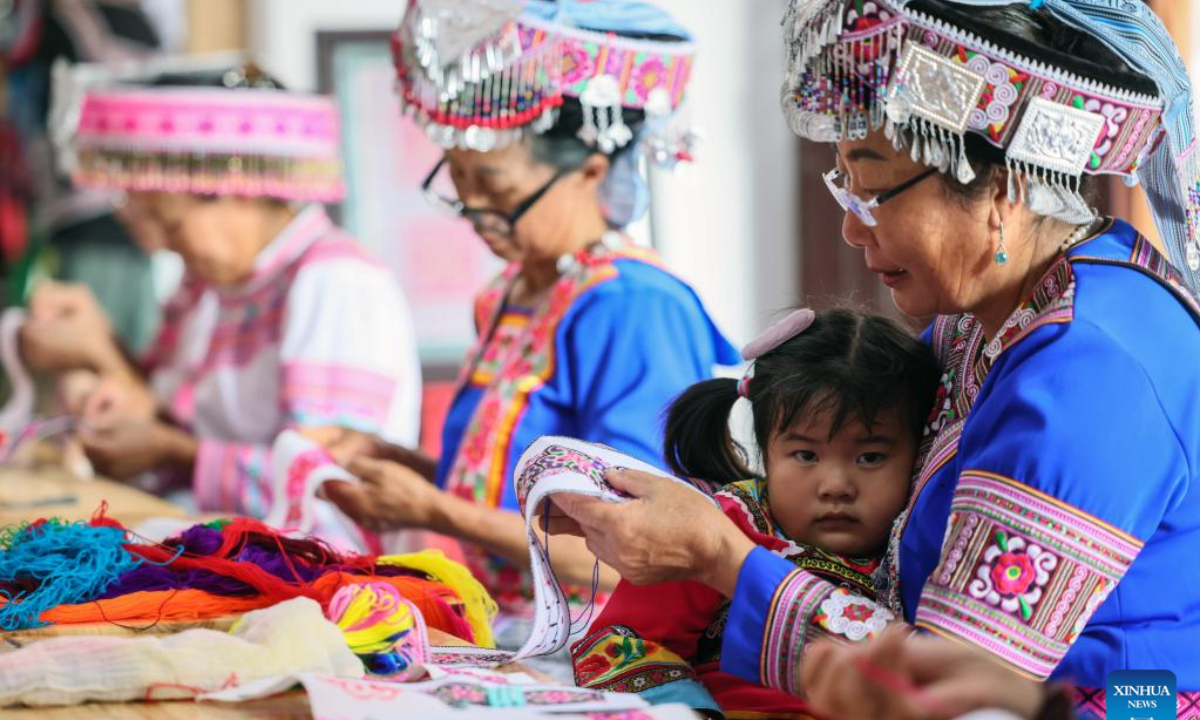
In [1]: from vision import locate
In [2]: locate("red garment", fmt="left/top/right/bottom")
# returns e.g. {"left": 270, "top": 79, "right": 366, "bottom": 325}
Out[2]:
{"left": 572, "top": 479, "right": 880, "bottom": 719}
{"left": 0, "top": 122, "right": 31, "bottom": 267}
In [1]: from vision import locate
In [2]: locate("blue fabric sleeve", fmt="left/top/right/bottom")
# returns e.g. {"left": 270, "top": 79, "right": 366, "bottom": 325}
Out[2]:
{"left": 719, "top": 547, "right": 799, "bottom": 685}
{"left": 562, "top": 273, "right": 736, "bottom": 468}
{"left": 911, "top": 317, "right": 1189, "bottom": 680}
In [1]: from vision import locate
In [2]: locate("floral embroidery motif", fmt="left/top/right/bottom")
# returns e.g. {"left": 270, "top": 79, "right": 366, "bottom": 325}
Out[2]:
{"left": 880, "top": 256, "right": 1077, "bottom": 613}
{"left": 572, "top": 626, "right": 696, "bottom": 694}
{"left": 445, "top": 244, "right": 665, "bottom": 611}
{"left": 561, "top": 43, "right": 594, "bottom": 87}
{"left": 515, "top": 444, "right": 620, "bottom": 515}
{"left": 917, "top": 472, "right": 1143, "bottom": 679}
{"left": 814, "top": 589, "right": 893, "bottom": 641}
{"left": 969, "top": 531, "right": 1056, "bottom": 622}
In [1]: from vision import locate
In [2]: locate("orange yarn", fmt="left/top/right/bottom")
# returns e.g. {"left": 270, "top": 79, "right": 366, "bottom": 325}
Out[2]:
{"left": 21, "top": 574, "right": 475, "bottom": 641}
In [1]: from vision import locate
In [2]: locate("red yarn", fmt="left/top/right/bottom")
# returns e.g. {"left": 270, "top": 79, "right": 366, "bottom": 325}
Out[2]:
{"left": 60, "top": 515, "right": 481, "bottom": 642}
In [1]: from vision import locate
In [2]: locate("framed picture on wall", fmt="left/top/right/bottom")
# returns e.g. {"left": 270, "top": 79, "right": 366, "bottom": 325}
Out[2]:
{"left": 316, "top": 30, "right": 501, "bottom": 380}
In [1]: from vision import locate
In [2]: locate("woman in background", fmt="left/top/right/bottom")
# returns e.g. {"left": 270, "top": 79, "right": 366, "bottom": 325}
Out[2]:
{"left": 327, "top": 0, "right": 738, "bottom": 662}
{"left": 20, "top": 65, "right": 421, "bottom": 548}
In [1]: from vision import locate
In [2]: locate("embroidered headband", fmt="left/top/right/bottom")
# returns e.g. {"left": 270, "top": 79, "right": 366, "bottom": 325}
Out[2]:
{"left": 73, "top": 81, "right": 346, "bottom": 202}
{"left": 781, "top": 0, "right": 1200, "bottom": 290}
{"left": 392, "top": 0, "right": 696, "bottom": 164}
{"left": 738, "top": 309, "right": 817, "bottom": 399}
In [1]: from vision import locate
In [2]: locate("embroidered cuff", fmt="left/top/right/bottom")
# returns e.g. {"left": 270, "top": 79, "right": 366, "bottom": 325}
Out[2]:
{"left": 916, "top": 471, "right": 1143, "bottom": 679}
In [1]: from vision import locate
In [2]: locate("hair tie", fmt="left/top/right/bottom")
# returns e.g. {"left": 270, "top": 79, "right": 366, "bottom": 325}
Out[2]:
{"left": 737, "top": 372, "right": 753, "bottom": 399}
{"left": 737, "top": 309, "right": 816, "bottom": 400}
{"left": 741, "top": 309, "right": 815, "bottom": 361}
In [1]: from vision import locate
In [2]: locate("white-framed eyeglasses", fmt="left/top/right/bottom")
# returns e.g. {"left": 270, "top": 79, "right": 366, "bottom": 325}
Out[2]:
{"left": 823, "top": 166, "right": 939, "bottom": 227}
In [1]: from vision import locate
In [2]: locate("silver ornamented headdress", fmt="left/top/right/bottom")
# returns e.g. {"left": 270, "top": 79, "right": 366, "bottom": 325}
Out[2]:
{"left": 781, "top": 0, "right": 1200, "bottom": 289}
{"left": 392, "top": 0, "right": 697, "bottom": 166}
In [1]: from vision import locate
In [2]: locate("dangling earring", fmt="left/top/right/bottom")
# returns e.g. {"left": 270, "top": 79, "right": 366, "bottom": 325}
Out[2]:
{"left": 995, "top": 221, "right": 1009, "bottom": 266}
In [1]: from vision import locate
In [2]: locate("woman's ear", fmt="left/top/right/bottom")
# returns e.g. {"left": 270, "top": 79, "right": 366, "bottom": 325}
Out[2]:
{"left": 578, "top": 153, "right": 612, "bottom": 189}
{"left": 989, "top": 168, "right": 1022, "bottom": 231}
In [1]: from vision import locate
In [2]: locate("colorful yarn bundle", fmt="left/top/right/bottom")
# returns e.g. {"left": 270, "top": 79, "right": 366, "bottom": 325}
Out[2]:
{"left": 327, "top": 581, "right": 428, "bottom": 677}
{"left": 0, "top": 514, "right": 496, "bottom": 646}
{"left": 0, "top": 519, "right": 143, "bottom": 630}
{"left": 381, "top": 550, "right": 497, "bottom": 648}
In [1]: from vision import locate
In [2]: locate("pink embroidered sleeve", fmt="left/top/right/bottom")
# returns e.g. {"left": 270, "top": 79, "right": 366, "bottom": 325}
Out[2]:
{"left": 914, "top": 472, "right": 1143, "bottom": 679}
{"left": 278, "top": 249, "right": 421, "bottom": 444}
{"left": 720, "top": 548, "right": 896, "bottom": 696}
{"left": 193, "top": 439, "right": 274, "bottom": 518}
{"left": 281, "top": 362, "right": 397, "bottom": 431}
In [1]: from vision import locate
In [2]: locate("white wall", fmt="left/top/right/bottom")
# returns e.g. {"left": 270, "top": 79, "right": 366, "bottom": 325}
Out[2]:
{"left": 246, "top": 0, "right": 801, "bottom": 347}
{"left": 245, "top": 0, "right": 404, "bottom": 91}
{"left": 649, "top": 0, "right": 798, "bottom": 347}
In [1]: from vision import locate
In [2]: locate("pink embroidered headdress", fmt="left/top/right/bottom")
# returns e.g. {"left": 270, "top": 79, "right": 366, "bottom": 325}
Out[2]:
{"left": 391, "top": 0, "right": 695, "bottom": 164}
{"left": 73, "top": 77, "right": 345, "bottom": 202}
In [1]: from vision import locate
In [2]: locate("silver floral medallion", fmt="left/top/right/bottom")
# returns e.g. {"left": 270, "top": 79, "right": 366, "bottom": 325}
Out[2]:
{"left": 893, "top": 44, "right": 986, "bottom": 134}
{"left": 1008, "top": 97, "right": 1107, "bottom": 177}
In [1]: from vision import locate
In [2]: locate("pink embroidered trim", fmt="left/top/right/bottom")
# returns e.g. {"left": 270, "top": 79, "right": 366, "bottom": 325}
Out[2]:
{"left": 760, "top": 570, "right": 836, "bottom": 696}
{"left": 74, "top": 87, "right": 344, "bottom": 201}
{"left": 77, "top": 88, "right": 341, "bottom": 158}
{"left": 194, "top": 439, "right": 270, "bottom": 516}
{"left": 283, "top": 362, "right": 397, "bottom": 428}
{"left": 283, "top": 363, "right": 398, "bottom": 401}
{"left": 916, "top": 471, "right": 1143, "bottom": 680}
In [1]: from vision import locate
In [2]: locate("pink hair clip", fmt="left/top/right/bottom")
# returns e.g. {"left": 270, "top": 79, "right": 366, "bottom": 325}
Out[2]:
{"left": 737, "top": 309, "right": 816, "bottom": 399}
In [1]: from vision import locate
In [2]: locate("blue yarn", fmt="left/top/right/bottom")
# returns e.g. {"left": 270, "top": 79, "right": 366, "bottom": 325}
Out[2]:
{"left": 1030, "top": 0, "right": 1046, "bottom": 9}
{"left": 0, "top": 521, "right": 143, "bottom": 630}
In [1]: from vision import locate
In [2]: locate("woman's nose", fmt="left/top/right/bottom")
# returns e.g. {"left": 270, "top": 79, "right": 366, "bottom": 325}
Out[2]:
{"left": 842, "top": 211, "right": 875, "bottom": 250}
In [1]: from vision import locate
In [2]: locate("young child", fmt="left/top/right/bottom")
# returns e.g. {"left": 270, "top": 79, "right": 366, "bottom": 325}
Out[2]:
{"left": 570, "top": 308, "right": 940, "bottom": 719}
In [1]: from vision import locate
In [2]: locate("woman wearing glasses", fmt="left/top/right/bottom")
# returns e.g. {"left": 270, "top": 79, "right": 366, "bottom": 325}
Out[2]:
{"left": 325, "top": 0, "right": 736, "bottom": 653}
{"left": 555, "top": 0, "right": 1200, "bottom": 713}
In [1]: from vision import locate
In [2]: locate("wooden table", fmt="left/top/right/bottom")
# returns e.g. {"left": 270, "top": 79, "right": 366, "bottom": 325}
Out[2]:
{"left": 7, "top": 695, "right": 315, "bottom": 720}
{"left": 0, "top": 467, "right": 185, "bottom": 529}
{"left": 0, "top": 468, "right": 540, "bottom": 718}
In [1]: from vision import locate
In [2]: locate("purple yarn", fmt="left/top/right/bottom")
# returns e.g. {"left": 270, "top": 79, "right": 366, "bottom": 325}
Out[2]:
{"left": 235, "top": 544, "right": 326, "bottom": 584}
{"left": 176, "top": 526, "right": 224, "bottom": 556}
{"left": 99, "top": 566, "right": 253, "bottom": 598}
{"left": 98, "top": 525, "right": 430, "bottom": 599}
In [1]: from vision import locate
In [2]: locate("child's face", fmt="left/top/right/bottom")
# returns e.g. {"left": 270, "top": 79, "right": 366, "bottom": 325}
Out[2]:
{"left": 765, "top": 407, "right": 915, "bottom": 557}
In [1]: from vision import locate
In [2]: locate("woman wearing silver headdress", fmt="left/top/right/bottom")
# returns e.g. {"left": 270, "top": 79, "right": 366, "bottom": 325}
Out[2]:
{"left": 324, "top": 0, "right": 737, "bottom": 669}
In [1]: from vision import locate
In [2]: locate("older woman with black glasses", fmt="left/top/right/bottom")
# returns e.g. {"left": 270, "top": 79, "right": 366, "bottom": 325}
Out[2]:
{"left": 325, "top": 0, "right": 736, "bottom": 653}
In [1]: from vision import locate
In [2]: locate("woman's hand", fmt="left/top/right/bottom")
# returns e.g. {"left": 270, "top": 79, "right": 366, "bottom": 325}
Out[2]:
{"left": 324, "top": 431, "right": 438, "bottom": 481}
{"left": 803, "top": 629, "right": 1048, "bottom": 720}
{"left": 552, "top": 468, "right": 756, "bottom": 593}
{"left": 322, "top": 457, "right": 446, "bottom": 532}
{"left": 80, "top": 374, "right": 158, "bottom": 426}
{"left": 79, "top": 420, "right": 196, "bottom": 480}
{"left": 19, "top": 282, "right": 124, "bottom": 374}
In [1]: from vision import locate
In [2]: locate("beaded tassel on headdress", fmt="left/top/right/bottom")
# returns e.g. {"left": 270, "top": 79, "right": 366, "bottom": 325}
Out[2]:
{"left": 393, "top": 0, "right": 696, "bottom": 163}
{"left": 779, "top": 0, "right": 1199, "bottom": 288}
{"left": 73, "top": 77, "right": 347, "bottom": 202}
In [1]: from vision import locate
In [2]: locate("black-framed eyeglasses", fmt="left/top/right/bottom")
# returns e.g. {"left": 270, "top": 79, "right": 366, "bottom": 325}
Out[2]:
{"left": 421, "top": 157, "right": 572, "bottom": 238}
{"left": 823, "top": 166, "right": 939, "bottom": 227}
